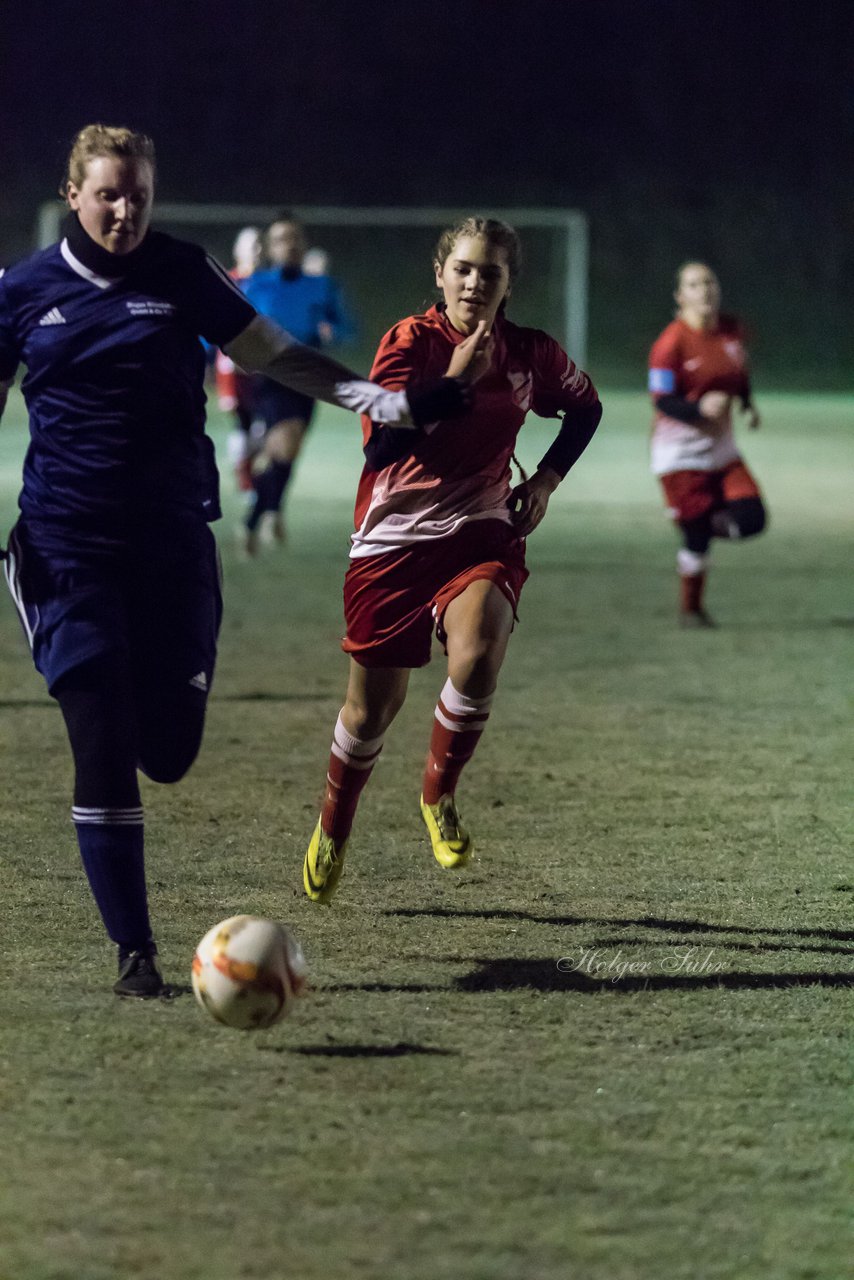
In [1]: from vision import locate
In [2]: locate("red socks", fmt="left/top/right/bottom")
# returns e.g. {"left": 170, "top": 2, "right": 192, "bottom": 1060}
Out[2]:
{"left": 320, "top": 679, "right": 494, "bottom": 840}
{"left": 421, "top": 678, "right": 493, "bottom": 806}
{"left": 320, "top": 714, "right": 384, "bottom": 842}
{"left": 677, "top": 548, "right": 709, "bottom": 614}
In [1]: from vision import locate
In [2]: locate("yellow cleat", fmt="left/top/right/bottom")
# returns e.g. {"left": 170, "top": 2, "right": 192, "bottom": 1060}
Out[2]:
{"left": 420, "top": 793, "right": 473, "bottom": 869}
{"left": 303, "top": 822, "right": 348, "bottom": 904}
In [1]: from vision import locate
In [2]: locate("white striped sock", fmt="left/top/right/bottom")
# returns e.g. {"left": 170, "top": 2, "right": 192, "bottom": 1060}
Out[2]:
{"left": 72, "top": 806, "right": 144, "bottom": 827}
{"left": 435, "top": 678, "right": 493, "bottom": 732}
{"left": 329, "top": 713, "right": 385, "bottom": 767}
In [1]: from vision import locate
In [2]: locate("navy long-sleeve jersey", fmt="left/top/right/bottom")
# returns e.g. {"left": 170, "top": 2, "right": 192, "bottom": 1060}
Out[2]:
{"left": 0, "top": 231, "right": 256, "bottom": 526}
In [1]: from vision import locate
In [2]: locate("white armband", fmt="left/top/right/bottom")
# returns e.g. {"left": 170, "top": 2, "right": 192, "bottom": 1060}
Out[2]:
{"left": 332, "top": 380, "right": 414, "bottom": 426}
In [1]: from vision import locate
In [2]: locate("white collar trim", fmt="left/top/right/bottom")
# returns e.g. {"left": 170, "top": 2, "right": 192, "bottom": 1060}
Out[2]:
{"left": 60, "top": 238, "right": 120, "bottom": 290}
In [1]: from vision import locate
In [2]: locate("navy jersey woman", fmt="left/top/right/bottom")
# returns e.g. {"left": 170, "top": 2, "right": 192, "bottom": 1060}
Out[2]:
{"left": 0, "top": 124, "right": 483, "bottom": 998}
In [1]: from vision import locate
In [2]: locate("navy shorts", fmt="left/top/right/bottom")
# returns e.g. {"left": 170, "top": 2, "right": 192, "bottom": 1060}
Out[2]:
{"left": 251, "top": 376, "right": 315, "bottom": 431}
{"left": 4, "top": 515, "right": 223, "bottom": 696}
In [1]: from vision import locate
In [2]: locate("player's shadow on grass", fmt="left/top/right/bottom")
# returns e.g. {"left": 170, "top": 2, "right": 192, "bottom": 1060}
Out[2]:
{"left": 583, "top": 933, "right": 850, "bottom": 958}
{"left": 325, "top": 962, "right": 852, "bottom": 997}
{"left": 450, "top": 958, "right": 853, "bottom": 995}
{"left": 385, "top": 906, "right": 854, "bottom": 949}
{"left": 259, "top": 1042, "right": 457, "bottom": 1058}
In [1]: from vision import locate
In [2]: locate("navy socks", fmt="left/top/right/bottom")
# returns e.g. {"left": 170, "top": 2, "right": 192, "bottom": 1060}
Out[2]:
{"left": 72, "top": 808, "right": 154, "bottom": 955}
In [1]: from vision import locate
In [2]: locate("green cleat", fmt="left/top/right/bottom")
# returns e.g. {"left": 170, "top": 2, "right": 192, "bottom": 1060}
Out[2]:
{"left": 420, "top": 793, "right": 473, "bottom": 869}
{"left": 303, "top": 821, "right": 349, "bottom": 904}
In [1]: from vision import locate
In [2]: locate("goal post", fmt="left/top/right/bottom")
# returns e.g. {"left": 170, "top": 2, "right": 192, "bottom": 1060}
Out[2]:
{"left": 36, "top": 202, "right": 589, "bottom": 365}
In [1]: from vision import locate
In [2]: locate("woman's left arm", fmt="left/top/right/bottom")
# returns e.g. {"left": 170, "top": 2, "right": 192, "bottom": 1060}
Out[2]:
{"left": 509, "top": 338, "right": 602, "bottom": 535}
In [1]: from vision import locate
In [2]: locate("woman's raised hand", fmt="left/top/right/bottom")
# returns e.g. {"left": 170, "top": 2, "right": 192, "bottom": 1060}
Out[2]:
{"left": 446, "top": 320, "right": 494, "bottom": 384}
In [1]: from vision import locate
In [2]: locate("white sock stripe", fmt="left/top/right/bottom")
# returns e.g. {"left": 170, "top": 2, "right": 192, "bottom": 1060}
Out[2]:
{"left": 437, "top": 696, "right": 491, "bottom": 723}
{"left": 438, "top": 677, "right": 494, "bottom": 718}
{"left": 332, "top": 713, "right": 385, "bottom": 760}
{"left": 72, "top": 806, "right": 144, "bottom": 826}
{"left": 435, "top": 704, "right": 490, "bottom": 734}
{"left": 677, "top": 548, "right": 709, "bottom": 576}
{"left": 329, "top": 744, "right": 381, "bottom": 770}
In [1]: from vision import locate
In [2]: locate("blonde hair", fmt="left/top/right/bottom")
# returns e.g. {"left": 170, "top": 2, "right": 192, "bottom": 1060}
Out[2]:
{"left": 63, "top": 124, "right": 156, "bottom": 194}
{"left": 434, "top": 216, "right": 522, "bottom": 280}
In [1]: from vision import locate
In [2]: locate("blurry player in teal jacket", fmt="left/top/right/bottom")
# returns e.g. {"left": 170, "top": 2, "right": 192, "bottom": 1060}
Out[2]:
{"left": 241, "top": 214, "right": 354, "bottom": 552}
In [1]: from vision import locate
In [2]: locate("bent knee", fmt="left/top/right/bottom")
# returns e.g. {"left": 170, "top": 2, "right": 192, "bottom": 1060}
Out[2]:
{"left": 265, "top": 420, "right": 304, "bottom": 462}
{"left": 678, "top": 515, "right": 713, "bottom": 555}
{"left": 343, "top": 694, "right": 403, "bottom": 740}
{"left": 729, "top": 496, "right": 767, "bottom": 538}
{"left": 137, "top": 695, "right": 206, "bottom": 783}
{"left": 447, "top": 637, "right": 506, "bottom": 694}
{"left": 138, "top": 744, "right": 201, "bottom": 784}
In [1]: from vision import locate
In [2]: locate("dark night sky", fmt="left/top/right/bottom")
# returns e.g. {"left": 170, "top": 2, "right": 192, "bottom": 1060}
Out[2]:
{"left": 1, "top": 0, "right": 852, "bottom": 381}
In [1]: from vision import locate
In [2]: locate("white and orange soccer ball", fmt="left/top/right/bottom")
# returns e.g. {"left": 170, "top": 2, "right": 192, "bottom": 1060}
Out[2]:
{"left": 191, "top": 915, "right": 307, "bottom": 1030}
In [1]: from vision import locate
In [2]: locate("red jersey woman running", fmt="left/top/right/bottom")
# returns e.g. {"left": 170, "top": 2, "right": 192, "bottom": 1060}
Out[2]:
{"left": 303, "top": 216, "right": 602, "bottom": 903}
{"left": 648, "top": 261, "right": 767, "bottom": 626}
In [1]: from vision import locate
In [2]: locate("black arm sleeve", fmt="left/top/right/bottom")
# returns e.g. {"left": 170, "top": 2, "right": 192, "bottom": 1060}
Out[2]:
{"left": 406, "top": 377, "right": 471, "bottom": 427}
{"left": 363, "top": 423, "right": 424, "bottom": 470}
{"left": 363, "top": 378, "right": 472, "bottom": 470}
{"left": 655, "top": 393, "right": 704, "bottom": 424}
{"left": 537, "top": 399, "right": 603, "bottom": 479}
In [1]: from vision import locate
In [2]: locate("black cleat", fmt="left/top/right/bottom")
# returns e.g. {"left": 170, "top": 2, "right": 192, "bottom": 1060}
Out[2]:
{"left": 114, "top": 948, "right": 164, "bottom": 999}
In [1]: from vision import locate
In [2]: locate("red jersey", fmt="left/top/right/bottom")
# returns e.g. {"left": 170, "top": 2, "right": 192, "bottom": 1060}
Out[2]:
{"left": 648, "top": 315, "right": 751, "bottom": 475}
{"left": 351, "top": 304, "right": 598, "bottom": 559}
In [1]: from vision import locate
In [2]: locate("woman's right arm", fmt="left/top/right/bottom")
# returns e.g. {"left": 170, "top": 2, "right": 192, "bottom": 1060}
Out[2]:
{"left": 225, "top": 314, "right": 484, "bottom": 429}
{"left": 193, "top": 247, "right": 478, "bottom": 429}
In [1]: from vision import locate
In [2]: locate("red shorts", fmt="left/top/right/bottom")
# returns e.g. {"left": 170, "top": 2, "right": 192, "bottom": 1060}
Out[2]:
{"left": 342, "top": 520, "right": 529, "bottom": 669}
{"left": 660, "top": 460, "right": 761, "bottom": 524}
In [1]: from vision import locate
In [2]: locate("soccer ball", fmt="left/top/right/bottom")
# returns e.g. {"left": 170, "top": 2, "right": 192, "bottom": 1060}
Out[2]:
{"left": 191, "top": 915, "right": 307, "bottom": 1030}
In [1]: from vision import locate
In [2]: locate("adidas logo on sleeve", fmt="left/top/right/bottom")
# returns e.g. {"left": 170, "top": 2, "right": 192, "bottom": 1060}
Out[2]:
{"left": 38, "top": 307, "right": 67, "bottom": 326}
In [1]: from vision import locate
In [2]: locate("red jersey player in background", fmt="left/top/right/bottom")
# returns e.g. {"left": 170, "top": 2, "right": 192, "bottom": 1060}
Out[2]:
{"left": 303, "top": 216, "right": 602, "bottom": 904}
{"left": 648, "top": 261, "right": 767, "bottom": 627}
{"left": 215, "top": 226, "right": 263, "bottom": 491}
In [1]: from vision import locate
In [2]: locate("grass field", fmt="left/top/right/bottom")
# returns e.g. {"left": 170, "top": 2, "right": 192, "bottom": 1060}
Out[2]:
{"left": 0, "top": 389, "right": 851, "bottom": 1280}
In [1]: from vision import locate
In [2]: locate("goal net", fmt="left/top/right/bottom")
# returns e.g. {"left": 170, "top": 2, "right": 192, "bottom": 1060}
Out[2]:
{"left": 36, "top": 202, "right": 588, "bottom": 368}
